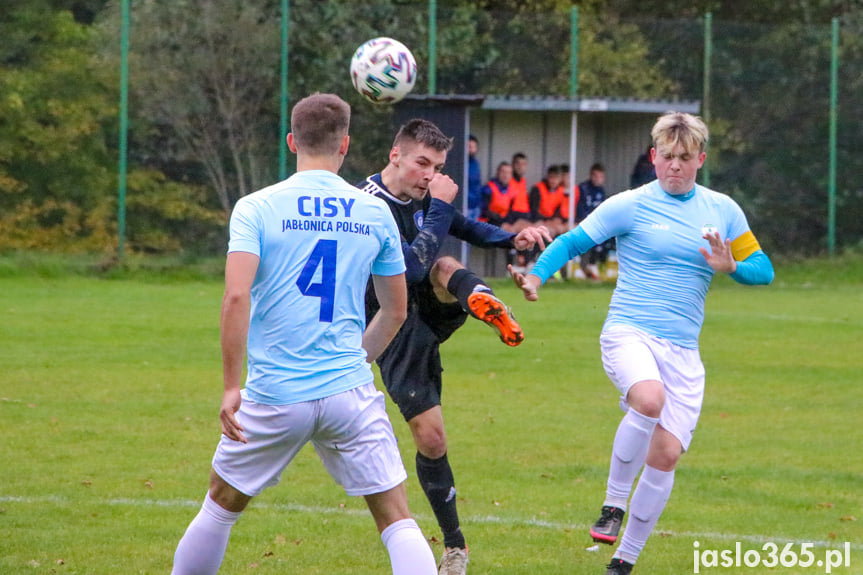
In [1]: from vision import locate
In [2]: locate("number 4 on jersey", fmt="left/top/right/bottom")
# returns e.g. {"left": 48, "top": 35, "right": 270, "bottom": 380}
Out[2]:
{"left": 296, "top": 239, "right": 337, "bottom": 322}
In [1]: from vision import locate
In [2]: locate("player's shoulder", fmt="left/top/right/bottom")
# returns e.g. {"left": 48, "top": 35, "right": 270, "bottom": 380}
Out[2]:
{"left": 357, "top": 174, "right": 410, "bottom": 209}
{"left": 605, "top": 185, "right": 647, "bottom": 207}
{"left": 355, "top": 174, "right": 387, "bottom": 197}
{"left": 696, "top": 184, "right": 743, "bottom": 212}
{"left": 233, "top": 181, "right": 282, "bottom": 214}
{"left": 350, "top": 179, "right": 389, "bottom": 207}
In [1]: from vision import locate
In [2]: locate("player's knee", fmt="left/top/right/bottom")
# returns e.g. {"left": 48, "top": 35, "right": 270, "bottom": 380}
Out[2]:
{"left": 647, "top": 444, "right": 681, "bottom": 471}
{"left": 637, "top": 399, "right": 663, "bottom": 419}
{"left": 415, "top": 428, "right": 447, "bottom": 459}
{"left": 431, "top": 256, "right": 462, "bottom": 282}
{"left": 627, "top": 382, "right": 665, "bottom": 418}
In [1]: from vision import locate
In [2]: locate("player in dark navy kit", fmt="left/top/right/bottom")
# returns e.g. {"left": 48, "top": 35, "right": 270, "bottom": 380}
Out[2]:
{"left": 358, "top": 119, "right": 551, "bottom": 575}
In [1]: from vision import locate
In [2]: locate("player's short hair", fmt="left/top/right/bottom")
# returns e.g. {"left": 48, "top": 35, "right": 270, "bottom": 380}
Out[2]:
{"left": 512, "top": 152, "right": 527, "bottom": 164}
{"left": 546, "top": 164, "right": 562, "bottom": 176}
{"left": 393, "top": 119, "right": 453, "bottom": 153}
{"left": 496, "top": 161, "right": 512, "bottom": 174}
{"left": 290, "top": 93, "right": 351, "bottom": 156}
{"left": 590, "top": 162, "right": 605, "bottom": 173}
{"left": 652, "top": 112, "right": 709, "bottom": 154}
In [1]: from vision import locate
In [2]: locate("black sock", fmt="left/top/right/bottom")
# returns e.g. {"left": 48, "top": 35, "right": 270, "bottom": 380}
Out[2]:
{"left": 446, "top": 268, "right": 491, "bottom": 314}
{"left": 416, "top": 452, "right": 466, "bottom": 549}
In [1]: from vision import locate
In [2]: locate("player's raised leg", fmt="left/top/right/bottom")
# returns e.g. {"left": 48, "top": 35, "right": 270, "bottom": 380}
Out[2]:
{"left": 430, "top": 256, "right": 523, "bottom": 347}
{"left": 592, "top": 329, "right": 664, "bottom": 548}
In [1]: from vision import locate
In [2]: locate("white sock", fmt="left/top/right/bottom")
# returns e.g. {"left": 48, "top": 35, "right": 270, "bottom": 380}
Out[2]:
{"left": 615, "top": 465, "right": 675, "bottom": 564}
{"left": 605, "top": 409, "right": 658, "bottom": 511}
{"left": 171, "top": 493, "right": 241, "bottom": 575}
{"left": 381, "top": 518, "right": 437, "bottom": 575}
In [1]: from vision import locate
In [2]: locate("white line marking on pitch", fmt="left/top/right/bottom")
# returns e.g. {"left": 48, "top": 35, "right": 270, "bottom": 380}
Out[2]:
{"left": 1, "top": 494, "right": 858, "bottom": 552}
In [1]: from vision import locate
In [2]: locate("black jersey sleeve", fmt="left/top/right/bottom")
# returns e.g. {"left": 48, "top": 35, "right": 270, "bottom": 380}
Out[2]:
{"left": 448, "top": 209, "right": 516, "bottom": 248}
{"left": 402, "top": 198, "right": 456, "bottom": 283}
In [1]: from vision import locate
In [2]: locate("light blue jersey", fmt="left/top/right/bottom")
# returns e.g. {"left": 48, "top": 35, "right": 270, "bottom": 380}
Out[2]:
{"left": 578, "top": 181, "right": 751, "bottom": 349}
{"left": 228, "top": 170, "right": 406, "bottom": 405}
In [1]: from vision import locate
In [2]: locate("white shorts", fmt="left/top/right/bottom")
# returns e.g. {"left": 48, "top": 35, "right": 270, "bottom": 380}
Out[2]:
{"left": 600, "top": 324, "right": 705, "bottom": 451}
{"left": 212, "top": 383, "right": 407, "bottom": 497}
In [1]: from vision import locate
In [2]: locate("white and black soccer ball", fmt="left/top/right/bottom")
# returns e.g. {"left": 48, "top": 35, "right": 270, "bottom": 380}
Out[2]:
{"left": 350, "top": 37, "right": 417, "bottom": 104}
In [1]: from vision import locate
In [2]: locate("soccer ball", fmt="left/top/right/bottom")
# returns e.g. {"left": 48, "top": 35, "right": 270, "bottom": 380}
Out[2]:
{"left": 350, "top": 37, "right": 417, "bottom": 104}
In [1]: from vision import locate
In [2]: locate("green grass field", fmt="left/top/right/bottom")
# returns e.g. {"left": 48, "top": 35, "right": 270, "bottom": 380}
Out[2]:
{"left": 1, "top": 256, "right": 861, "bottom": 574}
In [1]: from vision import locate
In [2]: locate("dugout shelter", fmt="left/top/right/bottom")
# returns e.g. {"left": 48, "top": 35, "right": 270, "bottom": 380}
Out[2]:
{"left": 395, "top": 95, "right": 700, "bottom": 276}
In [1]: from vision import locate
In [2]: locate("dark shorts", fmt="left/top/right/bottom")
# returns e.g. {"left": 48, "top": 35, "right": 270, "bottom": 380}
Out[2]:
{"left": 375, "top": 280, "right": 467, "bottom": 422}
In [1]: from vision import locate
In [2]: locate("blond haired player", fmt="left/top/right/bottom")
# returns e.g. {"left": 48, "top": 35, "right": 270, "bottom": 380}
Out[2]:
{"left": 511, "top": 112, "right": 774, "bottom": 574}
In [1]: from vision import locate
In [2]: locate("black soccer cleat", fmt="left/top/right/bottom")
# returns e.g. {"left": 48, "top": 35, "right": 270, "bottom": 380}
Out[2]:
{"left": 590, "top": 505, "right": 625, "bottom": 545}
{"left": 605, "top": 558, "right": 634, "bottom": 574}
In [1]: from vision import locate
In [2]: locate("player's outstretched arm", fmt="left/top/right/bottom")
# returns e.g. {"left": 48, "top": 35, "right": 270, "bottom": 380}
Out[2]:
{"left": 509, "top": 265, "right": 543, "bottom": 302}
{"left": 363, "top": 272, "right": 408, "bottom": 363}
{"left": 220, "top": 251, "right": 259, "bottom": 443}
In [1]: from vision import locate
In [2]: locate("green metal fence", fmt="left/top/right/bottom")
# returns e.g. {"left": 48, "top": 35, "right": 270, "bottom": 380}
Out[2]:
{"left": 108, "top": 3, "right": 862, "bottom": 258}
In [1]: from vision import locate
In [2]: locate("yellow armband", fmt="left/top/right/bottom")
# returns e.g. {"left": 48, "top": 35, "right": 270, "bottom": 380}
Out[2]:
{"left": 730, "top": 230, "right": 761, "bottom": 261}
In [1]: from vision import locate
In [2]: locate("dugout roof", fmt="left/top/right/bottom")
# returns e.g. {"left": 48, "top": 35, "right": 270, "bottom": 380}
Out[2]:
{"left": 398, "top": 94, "right": 700, "bottom": 198}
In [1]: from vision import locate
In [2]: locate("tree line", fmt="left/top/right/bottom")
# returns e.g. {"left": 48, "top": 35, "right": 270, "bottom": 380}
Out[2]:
{"left": 1, "top": 0, "right": 860, "bottom": 256}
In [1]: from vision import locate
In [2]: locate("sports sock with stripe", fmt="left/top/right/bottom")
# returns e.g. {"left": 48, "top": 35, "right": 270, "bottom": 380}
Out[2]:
{"left": 446, "top": 268, "right": 492, "bottom": 315}
{"left": 416, "top": 452, "right": 466, "bottom": 549}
